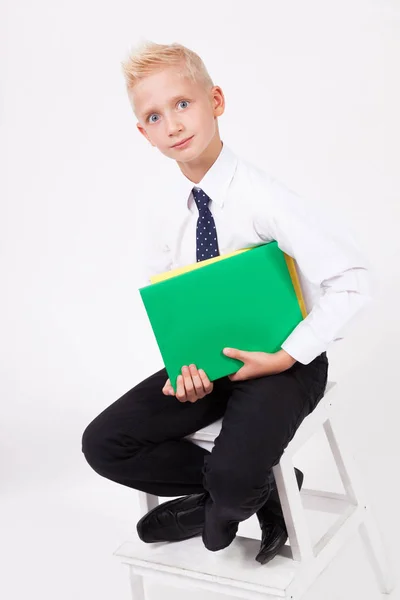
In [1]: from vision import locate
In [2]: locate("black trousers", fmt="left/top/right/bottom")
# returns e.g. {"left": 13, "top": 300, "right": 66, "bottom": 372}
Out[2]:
{"left": 82, "top": 352, "right": 328, "bottom": 551}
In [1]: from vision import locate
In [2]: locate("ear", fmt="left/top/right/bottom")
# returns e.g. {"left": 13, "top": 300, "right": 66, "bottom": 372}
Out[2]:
{"left": 211, "top": 86, "right": 225, "bottom": 118}
{"left": 136, "top": 123, "right": 155, "bottom": 147}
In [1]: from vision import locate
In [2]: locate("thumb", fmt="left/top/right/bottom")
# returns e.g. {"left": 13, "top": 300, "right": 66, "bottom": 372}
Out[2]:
{"left": 223, "top": 347, "right": 246, "bottom": 360}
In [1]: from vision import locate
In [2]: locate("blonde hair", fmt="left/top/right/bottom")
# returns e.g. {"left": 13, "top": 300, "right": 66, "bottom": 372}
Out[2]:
{"left": 121, "top": 40, "right": 214, "bottom": 104}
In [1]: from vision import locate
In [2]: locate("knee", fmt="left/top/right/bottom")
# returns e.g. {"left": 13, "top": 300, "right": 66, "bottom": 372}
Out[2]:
{"left": 81, "top": 418, "right": 108, "bottom": 471}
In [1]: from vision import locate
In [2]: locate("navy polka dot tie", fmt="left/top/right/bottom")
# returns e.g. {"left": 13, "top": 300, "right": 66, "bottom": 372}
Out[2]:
{"left": 192, "top": 187, "right": 220, "bottom": 262}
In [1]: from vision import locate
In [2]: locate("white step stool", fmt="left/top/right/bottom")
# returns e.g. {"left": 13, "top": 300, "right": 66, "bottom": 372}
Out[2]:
{"left": 114, "top": 381, "right": 394, "bottom": 599}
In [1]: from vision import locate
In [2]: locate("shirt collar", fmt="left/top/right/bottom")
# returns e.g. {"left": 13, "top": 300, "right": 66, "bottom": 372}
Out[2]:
{"left": 173, "top": 142, "right": 238, "bottom": 211}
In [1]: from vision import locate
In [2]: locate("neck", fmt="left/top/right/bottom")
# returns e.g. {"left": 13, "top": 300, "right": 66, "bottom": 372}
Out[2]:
{"left": 176, "top": 133, "right": 223, "bottom": 184}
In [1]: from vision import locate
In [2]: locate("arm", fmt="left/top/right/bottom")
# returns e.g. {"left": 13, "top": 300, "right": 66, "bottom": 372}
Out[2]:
{"left": 138, "top": 215, "right": 172, "bottom": 287}
{"left": 254, "top": 180, "right": 373, "bottom": 365}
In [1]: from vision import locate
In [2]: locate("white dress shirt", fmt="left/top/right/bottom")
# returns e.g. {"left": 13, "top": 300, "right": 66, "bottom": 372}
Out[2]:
{"left": 141, "top": 142, "right": 373, "bottom": 365}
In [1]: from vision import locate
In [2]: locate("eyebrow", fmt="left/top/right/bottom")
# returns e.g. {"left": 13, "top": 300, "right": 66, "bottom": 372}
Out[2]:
{"left": 141, "top": 94, "right": 191, "bottom": 119}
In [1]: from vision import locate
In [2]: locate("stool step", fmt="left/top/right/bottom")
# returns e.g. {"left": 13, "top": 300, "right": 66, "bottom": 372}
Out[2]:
{"left": 117, "top": 378, "right": 394, "bottom": 598}
{"left": 114, "top": 533, "right": 299, "bottom": 600}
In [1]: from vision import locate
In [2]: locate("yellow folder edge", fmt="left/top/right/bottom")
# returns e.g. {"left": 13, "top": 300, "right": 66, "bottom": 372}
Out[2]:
{"left": 284, "top": 254, "right": 308, "bottom": 319}
{"left": 149, "top": 246, "right": 308, "bottom": 319}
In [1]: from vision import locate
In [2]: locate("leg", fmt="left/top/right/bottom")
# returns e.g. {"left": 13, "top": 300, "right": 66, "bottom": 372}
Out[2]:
{"left": 201, "top": 352, "right": 329, "bottom": 551}
{"left": 261, "top": 351, "right": 329, "bottom": 520}
{"left": 81, "top": 367, "right": 230, "bottom": 497}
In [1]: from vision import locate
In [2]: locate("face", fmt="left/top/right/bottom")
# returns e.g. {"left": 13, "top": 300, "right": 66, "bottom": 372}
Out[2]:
{"left": 132, "top": 65, "right": 225, "bottom": 162}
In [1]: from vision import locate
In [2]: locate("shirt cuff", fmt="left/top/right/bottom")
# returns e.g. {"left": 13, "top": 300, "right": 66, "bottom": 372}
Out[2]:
{"left": 281, "top": 319, "right": 328, "bottom": 365}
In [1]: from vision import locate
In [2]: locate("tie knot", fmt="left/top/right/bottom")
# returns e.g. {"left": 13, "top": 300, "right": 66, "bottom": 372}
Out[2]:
{"left": 192, "top": 187, "right": 211, "bottom": 213}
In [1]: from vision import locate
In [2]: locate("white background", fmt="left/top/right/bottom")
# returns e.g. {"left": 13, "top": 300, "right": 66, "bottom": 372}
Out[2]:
{"left": 1, "top": 1, "right": 399, "bottom": 598}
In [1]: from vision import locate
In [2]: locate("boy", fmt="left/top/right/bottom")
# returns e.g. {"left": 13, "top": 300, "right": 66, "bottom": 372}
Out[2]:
{"left": 81, "top": 41, "right": 372, "bottom": 564}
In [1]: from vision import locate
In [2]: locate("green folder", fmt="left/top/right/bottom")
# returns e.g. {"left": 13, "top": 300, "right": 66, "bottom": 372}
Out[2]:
{"left": 139, "top": 241, "right": 305, "bottom": 393}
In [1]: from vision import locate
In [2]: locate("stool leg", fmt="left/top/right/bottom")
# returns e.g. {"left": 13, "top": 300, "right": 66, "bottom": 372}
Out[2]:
{"left": 359, "top": 511, "right": 396, "bottom": 594}
{"left": 129, "top": 570, "right": 146, "bottom": 600}
{"left": 324, "top": 418, "right": 395, "bottom": 594}
{"left": 323, "top": 418, "right": 357, "bottom": 505}
{"left": 273, "top": 455, "right": 314, "bottom": 562}
{"left": 138, "top": 491, "right": 159, "bottom": 516}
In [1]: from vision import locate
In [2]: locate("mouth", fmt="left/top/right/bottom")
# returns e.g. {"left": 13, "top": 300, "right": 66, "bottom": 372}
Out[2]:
{"left": 171, "top": 135, "right": 194, "bottom": 149}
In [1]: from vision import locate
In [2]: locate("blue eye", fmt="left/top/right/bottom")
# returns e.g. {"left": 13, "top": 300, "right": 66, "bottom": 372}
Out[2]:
{"left": 147, "top": 100, "right": 190, "bottom": 123}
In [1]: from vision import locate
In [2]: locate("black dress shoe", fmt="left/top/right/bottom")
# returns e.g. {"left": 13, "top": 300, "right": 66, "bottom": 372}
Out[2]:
{"left": 255, "top": 520, "right": 288, "bottom": 565}
{"left": 255, "top": 467, "right": 304, "bottom": 564}
{"left": 136, "top": 492, "right": 207, "bottom": 543}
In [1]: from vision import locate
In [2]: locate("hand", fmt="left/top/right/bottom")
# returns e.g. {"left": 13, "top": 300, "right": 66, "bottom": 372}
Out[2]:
{"left": 223, "top": 348, "right": 296, "bottom": 382}
{"left": 162, "top": 364, "right": 214, "bottom": 403}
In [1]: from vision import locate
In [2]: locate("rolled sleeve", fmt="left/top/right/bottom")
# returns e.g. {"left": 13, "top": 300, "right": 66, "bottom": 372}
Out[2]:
{"left": 281, "top": 267, "right": 373, "bottom": 363}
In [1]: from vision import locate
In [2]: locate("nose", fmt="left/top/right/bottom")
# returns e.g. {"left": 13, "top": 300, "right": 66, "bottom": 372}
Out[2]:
{"left": 165, "top": 113, "right": 183, "bottom": 137}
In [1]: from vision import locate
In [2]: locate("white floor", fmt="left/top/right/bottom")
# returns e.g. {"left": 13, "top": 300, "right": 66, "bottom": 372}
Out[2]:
{"left": 1, "top": 437, "right": 398, "bottom": 600}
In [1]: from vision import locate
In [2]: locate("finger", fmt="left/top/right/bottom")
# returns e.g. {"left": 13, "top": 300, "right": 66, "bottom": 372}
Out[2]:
{"left": 162, "top": 378, "right": 172, "bottom": 395}
{"left": 182, "top": 366, "right": 197, "bottom": 402}
{"left": 166, "top": 379, "right": 175, "bottom": 394}
{"left": 229, "top": 368, "right": 245, "bottom": 381}
{"left": 189, "top": 364, "right": 205, "bottom": 397}
{"left": 175, "top": 375, "right": 187, "bottom": 402}
{"left": 198, "top": 368, "right": 213, "bottom": 394}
